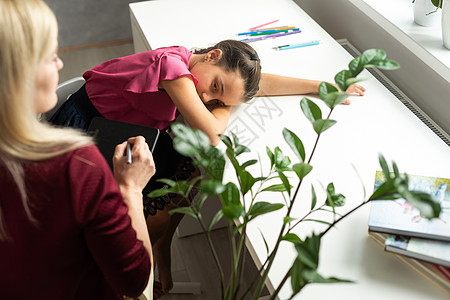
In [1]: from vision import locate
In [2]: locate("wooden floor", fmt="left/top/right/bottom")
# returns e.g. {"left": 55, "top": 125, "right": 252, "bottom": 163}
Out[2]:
{"left": 59, "top": 42, "right": 268, "bottom": 300}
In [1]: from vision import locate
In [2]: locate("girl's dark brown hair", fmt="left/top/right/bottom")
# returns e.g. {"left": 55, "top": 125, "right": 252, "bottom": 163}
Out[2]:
{"left": 194, "top": 40, "right": 261, "bottom": 102}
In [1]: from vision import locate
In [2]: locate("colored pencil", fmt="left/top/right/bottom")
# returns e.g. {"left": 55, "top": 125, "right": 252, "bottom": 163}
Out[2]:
{"left": 248, "top": 19, "right": 279, "bottom": 31}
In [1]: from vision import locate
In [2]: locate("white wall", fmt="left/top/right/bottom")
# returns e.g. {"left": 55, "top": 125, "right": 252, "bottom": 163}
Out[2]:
{"left": 294, "top": 0, "right": 450, "bottom": 136}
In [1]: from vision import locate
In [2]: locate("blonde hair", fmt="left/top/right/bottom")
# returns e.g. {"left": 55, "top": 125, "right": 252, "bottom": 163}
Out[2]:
{"left": 0, "top": 0, "right": 92, "bottom": 240}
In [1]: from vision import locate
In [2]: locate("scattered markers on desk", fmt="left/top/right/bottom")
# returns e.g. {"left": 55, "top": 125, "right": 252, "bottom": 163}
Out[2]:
{"left": 240, "top": 29, "right": 301, "bottom": 43}
{"left": 237, "top": 26, "right": 296, "bottom": 36}
{"left": 273, "top": 40, "right": 320, "bottom": 51}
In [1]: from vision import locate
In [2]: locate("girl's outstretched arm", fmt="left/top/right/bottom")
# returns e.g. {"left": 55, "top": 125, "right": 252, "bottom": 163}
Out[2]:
{"left": 160, "top": 76, "right": 231, "bottom": 146}
{"left": 256, "top": 73, "right": 366, "bottom": 104}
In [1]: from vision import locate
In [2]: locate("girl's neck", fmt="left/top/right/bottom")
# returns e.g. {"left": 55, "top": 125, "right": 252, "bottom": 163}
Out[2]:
{"left": 188, "top": 53, "right": 205, "bottom": 70}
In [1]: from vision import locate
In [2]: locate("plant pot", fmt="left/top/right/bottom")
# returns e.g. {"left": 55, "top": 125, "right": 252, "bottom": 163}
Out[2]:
{"left": 413, "top": 0, "right": 441, "bottom": 27}
{"left": 442, "top": 0, "right": 450, "bottom": 49}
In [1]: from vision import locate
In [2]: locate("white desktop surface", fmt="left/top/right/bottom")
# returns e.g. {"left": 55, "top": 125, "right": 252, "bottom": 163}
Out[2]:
{"left": 129, "top": 0, "right": 450, "bottom": 299}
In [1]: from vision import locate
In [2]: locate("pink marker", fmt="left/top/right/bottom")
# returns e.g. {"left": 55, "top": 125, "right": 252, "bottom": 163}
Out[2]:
{"left": 249, "top": 19, "right": 279, "bottom": 31}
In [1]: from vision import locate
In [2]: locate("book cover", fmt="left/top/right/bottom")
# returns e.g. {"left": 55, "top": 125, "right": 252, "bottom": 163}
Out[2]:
{"left": 384, "top": 234, "right": 450, "bottom": 267}
{"left": 368, "top": 172, "right": 450, "bottom": 241}
{"left": 368, "top": 232, "right": 450, "bottom": 293}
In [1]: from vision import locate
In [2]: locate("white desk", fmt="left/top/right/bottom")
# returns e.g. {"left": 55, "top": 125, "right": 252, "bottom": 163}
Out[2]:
{"left": 129, "top": 0, "right": 450, "bottom": 299}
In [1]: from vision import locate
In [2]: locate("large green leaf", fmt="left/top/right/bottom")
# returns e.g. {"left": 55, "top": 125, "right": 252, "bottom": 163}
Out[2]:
{"left": 348, "top": 56, "right": 364, "bottom": 77}
{"left": 290, "top": 258, "right": 306, "bottom": 293}
{"left": 325, "top": 183, "right": 346, "bottom": 207}
{"left": 318, "top": 82, "right": 338, "bottom": 101}
{"left": 361, "top": 49, "right": 386, "bottom": 66}
{"left": 222, "top": 205, "right": 244, "bottom": 220}
{"left": 283, "top": 216, "right": 297, "bottom": 225}
{"left": 366, "top": 59, "right": 400, "bottom": 70}
{"left": 208, "top": 210, "right": 224, "bottom": 231}
{"left": 173, "top": 139, "right": 199, "bottom": 157}
{"left": 169, "top": 207, "right": 198, "bottom": 219}
{"left": 220, "top": 182, "right": 240, "bottom": 206}
{"left": 282, "top": 232, "right": 302, "bottom": 244}
{"left": 292, "top": 162, "right": 313, "bottom": 180}
{"left": 294, "top": 234, "right": 321, "bottom": 269}
{"left": 248, "top": 201, "right": 284, "bottom": 220}
{"left": 266, "top": 146, "right": 275, "bottom": 169}
{"left": 261, "top": 183, "right": 290, "bottom": 192}
{"left": 219, "top": 183, "right": 243, "bottom": 220}
{"left": 323, "top": 91, "right": 349, "bottom": 109}
{"left": 334, "top": 69, "right": 351, "bottom": 92}
{"left": 220, "top": 183, "right": 243, "bottom": 219}
{"left": 219, "top": 134, "right": 232, "bottom": 148}
{"left": 302, "top": 269, "right": 353, "bottom": 284}
{"left": 431, "top": 0, "right": 443, "bottom": 8}
{"left": 199, "top": 180, "right": 226, "bottom": 195}
{"left": 283, "top": 128, "right": 305, "bottom": 162}
{"left": 300, "top": 97, "right": 322, "bottom": 124}
{"left": 241, "top": 159, "right": 258, "bottom": 170}
{"left": 278, "top": 171, "right": 292, "bottom": 196}
{"left": 312, "top": 119, "right": 337, "bottom": 134}
{"left": 274, "top": 147, "right": 291, "bottom": 170}
{"left": 311, "top": 185, "right": 317, "bottom": 210}
{"left": 239, "top": 170, "right": 256, "bottom": 195}
{"left": 171, "top": 123, "right": 210, "bottom": 153}
{"left": 402, "top": 190, "right": 441, "bottom": 219}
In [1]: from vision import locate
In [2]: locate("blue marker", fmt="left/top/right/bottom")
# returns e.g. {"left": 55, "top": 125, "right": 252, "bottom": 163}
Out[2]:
{"left": 274, "top": 40, "right": 320, "bottom": 50}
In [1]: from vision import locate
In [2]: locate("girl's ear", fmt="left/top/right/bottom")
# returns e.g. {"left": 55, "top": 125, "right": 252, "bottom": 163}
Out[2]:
{"left": 206, "top": 49, "right": 223, "bottom": 62}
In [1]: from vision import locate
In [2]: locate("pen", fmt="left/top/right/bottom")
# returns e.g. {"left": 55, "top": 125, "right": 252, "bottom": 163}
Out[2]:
{"left": 126, "top": 141, "right": 132, "bottom": 164}
{"left": 273, "top": 40, "right": 320, "bottom": 50}
{"left": 240, "top": 29, "right": 302, "bottom": 43}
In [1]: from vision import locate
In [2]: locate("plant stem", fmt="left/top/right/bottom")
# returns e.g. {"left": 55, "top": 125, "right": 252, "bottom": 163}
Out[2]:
{"left": 226, "top": 221, "right": 239, "bottom": 300}
{"left": 269, "top": 270, "right": 290, "bottom": 300}
{"left": 320, "top": 200, "right": 368, "bottom": 237}
{"left": 256, "top": 108, "right": 335, "bottom": 299}
{"left": 197, "top": 216, "right": 226, "bottom": 298}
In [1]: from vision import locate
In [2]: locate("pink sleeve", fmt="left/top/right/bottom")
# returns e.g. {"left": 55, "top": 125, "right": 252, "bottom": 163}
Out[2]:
{"left": 123, "top": 54, "right": 198, "bottom": 94}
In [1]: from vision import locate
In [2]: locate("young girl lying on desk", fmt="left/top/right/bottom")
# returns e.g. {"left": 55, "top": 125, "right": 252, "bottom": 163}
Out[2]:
{"left": 49, "top": 39, "right": 365, "bottom": 298}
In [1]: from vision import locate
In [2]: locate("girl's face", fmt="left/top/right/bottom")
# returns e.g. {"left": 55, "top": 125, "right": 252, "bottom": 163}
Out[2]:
{"left": 34, "top": 41, "right": 63, "bottom": 114}
{"left": 190, "top": 51, "right": 245, "bottom": 107}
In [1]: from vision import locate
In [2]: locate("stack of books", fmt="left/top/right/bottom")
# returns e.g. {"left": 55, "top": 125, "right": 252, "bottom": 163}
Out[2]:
{"left": 368, "top": 172, "right": 450, "bottom": 293}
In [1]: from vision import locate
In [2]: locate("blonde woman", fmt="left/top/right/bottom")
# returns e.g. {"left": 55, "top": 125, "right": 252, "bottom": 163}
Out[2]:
{"left": 0, "top": 0, "right": 155, "bottom": 299}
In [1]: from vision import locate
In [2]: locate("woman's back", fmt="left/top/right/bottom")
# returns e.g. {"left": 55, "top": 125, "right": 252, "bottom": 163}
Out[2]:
{"left": 0, "top": 145, "right": 150, "bottom": 300}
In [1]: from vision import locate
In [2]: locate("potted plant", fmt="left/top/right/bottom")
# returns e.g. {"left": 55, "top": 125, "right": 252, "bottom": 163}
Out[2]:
{"left": 412, "top": 0, "right": 443, "bottom": 26}
{"left": 149, "top": 49, "right": 441, "bottom": 300}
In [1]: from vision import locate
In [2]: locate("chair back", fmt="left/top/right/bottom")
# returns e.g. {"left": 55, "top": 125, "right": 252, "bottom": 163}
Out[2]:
{"left": 42, "top": 76, "right": 85, "bottom": 121}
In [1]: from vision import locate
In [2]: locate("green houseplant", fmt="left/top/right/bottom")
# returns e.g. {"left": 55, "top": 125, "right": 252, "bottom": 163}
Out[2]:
{"left": 148, "top": 49, "right": 441, "bottom": 300}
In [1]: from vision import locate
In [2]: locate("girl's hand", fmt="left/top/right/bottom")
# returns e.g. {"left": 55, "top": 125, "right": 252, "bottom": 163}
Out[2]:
{"left": 341, "top": 84, "right": 366, "bottom": 105}
{"left": 346, "top": 84, "right": 366, "bottom": 96}
{"left": 113, "top": 136, "right": 156, "bottom": 193}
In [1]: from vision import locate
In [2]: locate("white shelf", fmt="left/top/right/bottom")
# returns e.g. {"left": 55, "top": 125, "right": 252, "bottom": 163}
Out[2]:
{"left": 353, "top": 0, "right": 450, "bottom": 82}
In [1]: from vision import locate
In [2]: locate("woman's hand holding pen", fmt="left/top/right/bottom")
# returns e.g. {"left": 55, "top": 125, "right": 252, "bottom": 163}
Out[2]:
{"left": 113, "top": 136, "right": 156, "bottom": 195}
{"left": 113, "top": 136, "right": 155, "bottom": 261}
